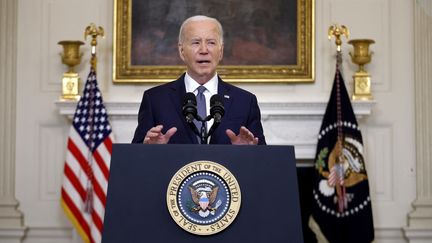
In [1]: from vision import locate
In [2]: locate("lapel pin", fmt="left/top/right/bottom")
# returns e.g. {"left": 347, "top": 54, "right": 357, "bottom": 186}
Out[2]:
{"left": 224, "top": 95, "right": 230, "bottom": 99}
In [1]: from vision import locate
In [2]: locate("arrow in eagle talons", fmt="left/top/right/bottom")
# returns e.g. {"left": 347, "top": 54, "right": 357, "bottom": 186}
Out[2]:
{"left": 211, "top": 199, "right": 222, "bottom": 215}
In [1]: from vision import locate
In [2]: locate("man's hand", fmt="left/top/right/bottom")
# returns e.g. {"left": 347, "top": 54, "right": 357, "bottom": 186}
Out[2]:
{"left": 143, "top": 125, "right": 177, "bottom": 144}
{"left": 226, "top": 126, "right": 259, "bottom": 145}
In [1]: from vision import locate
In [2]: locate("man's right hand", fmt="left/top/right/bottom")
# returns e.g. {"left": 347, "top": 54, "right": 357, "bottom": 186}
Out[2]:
{"left": 143, "top": 125, "right": 177, "bottom": 144}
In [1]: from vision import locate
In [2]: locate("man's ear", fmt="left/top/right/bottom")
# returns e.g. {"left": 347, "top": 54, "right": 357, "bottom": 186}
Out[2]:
{"left": 219, "top": 43, "right": 224, "bottom": 61}
{"left": 178, "top": 43, "right": 185, "bottom": 61}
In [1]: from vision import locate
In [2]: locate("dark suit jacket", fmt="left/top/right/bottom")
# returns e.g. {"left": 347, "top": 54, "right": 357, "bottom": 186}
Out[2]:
{"left": 132, "top": 74, "right": 266, "bottom": 145}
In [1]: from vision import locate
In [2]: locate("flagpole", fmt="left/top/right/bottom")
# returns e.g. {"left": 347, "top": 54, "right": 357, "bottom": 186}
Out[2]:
{"left": 328, "top": 24, "right": 350, "bottom": 212}
{"left": 82, "top": 23, "right": 105, "bottom": 214}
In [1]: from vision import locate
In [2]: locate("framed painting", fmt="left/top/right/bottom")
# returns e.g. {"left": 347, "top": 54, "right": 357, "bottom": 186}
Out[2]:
{"left": 113, "top": 0, "right": 314, "bottom": 83}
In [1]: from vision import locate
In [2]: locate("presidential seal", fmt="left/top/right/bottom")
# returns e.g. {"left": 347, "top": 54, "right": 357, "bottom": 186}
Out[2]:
{"left": 166, "top": 161, "right": 241, "bottom": 235}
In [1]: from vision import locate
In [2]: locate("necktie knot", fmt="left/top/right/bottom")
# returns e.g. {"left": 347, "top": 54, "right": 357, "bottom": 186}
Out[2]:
{"left": 197, "top": 85, "right": 206, "bottom": 96}
{"left": 195, "top": 86, "right": 206, "bottom": 117}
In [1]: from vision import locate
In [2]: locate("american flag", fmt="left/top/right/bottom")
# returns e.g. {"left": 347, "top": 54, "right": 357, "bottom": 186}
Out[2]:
{"left": 61, "top": 69, "right": 114, "bottom": 243}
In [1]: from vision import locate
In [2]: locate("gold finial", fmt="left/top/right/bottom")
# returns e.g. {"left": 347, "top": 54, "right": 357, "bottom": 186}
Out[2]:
{"left": 328, "top": 24, "right": 349, "bottom": 52}
{"left": 84, "top": 23, "right": 104, "bottom": 70}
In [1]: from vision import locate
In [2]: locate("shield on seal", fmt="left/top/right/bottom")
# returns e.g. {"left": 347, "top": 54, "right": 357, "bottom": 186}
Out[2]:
{"left": 199, "top": 196, "right": 209, "bottom": 210}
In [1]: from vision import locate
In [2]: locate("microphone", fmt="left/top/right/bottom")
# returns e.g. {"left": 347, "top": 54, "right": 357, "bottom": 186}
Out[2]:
{"left": 210, "top": 94, "right": 224, "bottom": 123}
{"left": 182, "top": 92, "right": 197, "bottom": 123}
{"left": 207, "top": 94, "right": 224, "bottom": 139}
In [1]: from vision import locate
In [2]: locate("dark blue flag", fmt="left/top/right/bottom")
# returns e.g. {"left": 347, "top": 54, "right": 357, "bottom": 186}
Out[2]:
{"left": 311, "top": 58, "right": 374, "bottom": 243}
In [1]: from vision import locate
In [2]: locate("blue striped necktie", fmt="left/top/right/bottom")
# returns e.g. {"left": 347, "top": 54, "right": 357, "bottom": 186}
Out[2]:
{"left": 194, "top": 86, "right": 207, "bottom": 142}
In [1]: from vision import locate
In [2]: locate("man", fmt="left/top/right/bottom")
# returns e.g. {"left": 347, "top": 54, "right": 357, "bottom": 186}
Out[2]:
{"left": 132, "top": 15, "right": 266, "bottom": 145}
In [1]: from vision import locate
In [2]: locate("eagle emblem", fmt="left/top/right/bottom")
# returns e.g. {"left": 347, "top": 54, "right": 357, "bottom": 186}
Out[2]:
{"left": 167, "top": 161, "right": 241, "bottom": 235}
{"left": 188, "top": 179, "right": 222, "bottom": 218}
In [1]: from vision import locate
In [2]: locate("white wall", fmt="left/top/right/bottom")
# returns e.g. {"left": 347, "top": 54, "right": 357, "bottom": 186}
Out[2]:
{"left": 13, "top": 0, "right": 416, "bottom": 242}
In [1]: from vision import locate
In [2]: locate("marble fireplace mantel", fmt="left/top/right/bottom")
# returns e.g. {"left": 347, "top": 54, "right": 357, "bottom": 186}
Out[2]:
{"left": 55, "top": 100, "right": 374, "bottom": 160}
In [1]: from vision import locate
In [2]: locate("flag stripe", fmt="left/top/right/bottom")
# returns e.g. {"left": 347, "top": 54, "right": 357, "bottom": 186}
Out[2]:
{"left": 65, "top": 144, "right": 90, "bottom": 198}
{"left": 67, "top": 134, "right": 108, "bottom": 206}
{"left": 69, "top": 128, "right": 109, "bottom": 191}
{"left": 104, "top": 136, "right": 113, "bottom": 153}
{"left": 91, "top": 191, "right": 105, "bottom": 226}
{"left": 69, "top": 126, "right": 90, "bottom": 155}
{"left": 61, "top": 199, "right": 92, "bottom": 243}
{"left": 64, "top": 163, "right": 86, "bottom": 201}
{"left": 61, "top": 188, "right": 93, "bottom": 242}
{"left": 91, "top": 209, "right": 104, "bottom": 234}
{"left": 67, "top": 138, "right": 95, "bottom": 180}
{"left": 65, "top": 143, "right": 108, "bottom": 223}
{"left": 92, "top": 173, "right": 106, "bottom": 206}
{"left": 90, "top": 219, "right": 102, "bottom": 243}
{"left": 63, "top": 176, "right": 92, "bottom": 228}
{"left": 69, "top": 128, "right": 109, "bottom": 172}
{"left": 93, "top": 146, "right": 110, "bottom": 180}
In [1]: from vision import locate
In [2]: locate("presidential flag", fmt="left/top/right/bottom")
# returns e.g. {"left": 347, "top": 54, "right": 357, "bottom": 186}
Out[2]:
{"left": 61, "top": 68, "right": 114, "bottom": 243}
{"left": 311, "top": 56, "right": 374, "bottom": 243}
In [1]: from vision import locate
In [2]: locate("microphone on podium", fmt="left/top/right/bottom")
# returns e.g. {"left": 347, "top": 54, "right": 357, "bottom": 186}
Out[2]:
{"left": 210, "top": 94, "right": 224, "bottom": 123}
{"left": 208, "top": 94, "right": 225, "bottom": 137}
{"left": 182, "top": 92, "right": 197, "bottom": 124}
{"left": 182, "top": 92, "right": 202, "bottom": 141}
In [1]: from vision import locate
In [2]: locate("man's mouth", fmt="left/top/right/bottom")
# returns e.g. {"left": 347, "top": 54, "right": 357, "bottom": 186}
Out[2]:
{"left": 197, "top": 60, "right": 211, "bottom": 64}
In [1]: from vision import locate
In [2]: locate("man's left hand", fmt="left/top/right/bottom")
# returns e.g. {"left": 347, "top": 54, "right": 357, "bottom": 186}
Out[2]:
{"left": 226, "top": 126, "right": 259, "bottom": 145}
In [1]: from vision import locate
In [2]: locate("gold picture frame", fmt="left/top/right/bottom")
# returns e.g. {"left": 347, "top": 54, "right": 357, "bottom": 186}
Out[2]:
{"left": 113, "top": 0, "right": 314, "bottom": 83}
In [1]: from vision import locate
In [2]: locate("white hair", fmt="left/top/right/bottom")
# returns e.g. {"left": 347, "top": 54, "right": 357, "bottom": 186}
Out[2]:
{"left": 178, "top": 15, "right": 224, "bottom": 44}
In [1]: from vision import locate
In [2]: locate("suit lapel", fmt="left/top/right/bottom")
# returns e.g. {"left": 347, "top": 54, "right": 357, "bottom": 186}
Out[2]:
{"left": 207, "top": 78, "right": 233, "bottom": 144}
{"left": 168, "top": 74, "right": 198, "bottom": 143}
{"left": 217, "top": 77, "right": 233, "bottom": 117}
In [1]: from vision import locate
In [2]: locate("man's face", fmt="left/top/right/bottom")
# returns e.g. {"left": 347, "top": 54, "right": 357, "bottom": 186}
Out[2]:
{"left": 178, "top": 20, "right": 224, "bottom": 84}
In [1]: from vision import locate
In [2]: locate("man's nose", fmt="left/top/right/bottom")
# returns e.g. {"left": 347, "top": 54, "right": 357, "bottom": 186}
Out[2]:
{"left": 199, "top": 43, "right": 209, "bottom": 53}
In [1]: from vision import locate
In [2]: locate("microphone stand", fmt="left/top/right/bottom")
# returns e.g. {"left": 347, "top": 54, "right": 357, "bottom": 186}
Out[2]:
{"left": 207, "top": 119, "right": 220, "bottom": 140}
{"left": 199, "top": 120, "right": 208, "bottom": 144}
{"left": 188, "top": 115, "right": 216, "bottom": 144}
{"left": 183, "top": 93, "right": 224, "bottom": 144}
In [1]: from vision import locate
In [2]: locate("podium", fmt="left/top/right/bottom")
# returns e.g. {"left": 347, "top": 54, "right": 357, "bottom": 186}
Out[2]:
{"left": 102, "top": 144, "right": 303, "bottom": 243}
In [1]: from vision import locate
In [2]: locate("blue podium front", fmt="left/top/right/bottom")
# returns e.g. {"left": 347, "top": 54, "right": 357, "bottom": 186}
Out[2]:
{"left": 102, "top": 144, "right": 303, "bottom": 243}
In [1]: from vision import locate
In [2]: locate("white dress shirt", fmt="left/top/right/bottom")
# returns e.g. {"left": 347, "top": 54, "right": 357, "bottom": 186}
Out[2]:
{"left": 184, "top": 73, "right": 219, "bottom": 132}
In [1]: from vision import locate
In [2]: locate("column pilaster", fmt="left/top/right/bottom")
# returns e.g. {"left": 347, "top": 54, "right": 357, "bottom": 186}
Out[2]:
{"left": 0, "top": 0, "right": 27, "bottom": 242}
{"left": 404, "top": 1, "right": 432, "bottom": 242}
